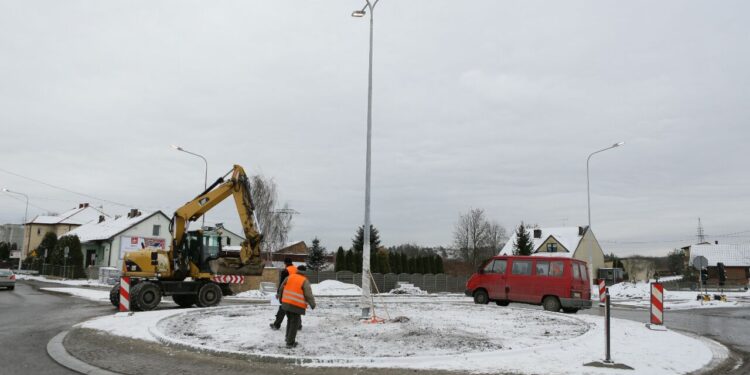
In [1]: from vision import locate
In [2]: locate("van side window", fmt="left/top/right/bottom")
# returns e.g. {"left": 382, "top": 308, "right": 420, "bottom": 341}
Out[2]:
{"left": 578, "top": 264, "right": 588, "bottom": 281}
{"left": 536, "top": 261, "right": 550, "bottom": 276}
{"left": 550, "top": 261, "right": 564, "bottom": 277}
{"left": 511, "top": 260, "right": 532, "bottom": 275}
{"left": 483, "top": 260, "right": 507, "bottom": 274}
{"left": 572, "top": 263, "right": 581, "bottom": 279}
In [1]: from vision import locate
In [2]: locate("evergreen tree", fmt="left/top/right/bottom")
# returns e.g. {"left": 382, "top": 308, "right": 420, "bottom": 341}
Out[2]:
{"left": 377, "top": 251, "right": 391, "bottom": 274}
{"left": 389, "top": 252, "right": 399, "bottom": 274}
{"left": 513, "top": 222, "right": 534, "bottom": 255}
{"left": 0, "top": 242, "right": 9, "bottom": 260}
{"left": 334, "top": 246, "right": 346, "bottom": 272}
{"left": 435, "top": 255, "right": 444, "bottom": 274}
{"left": 53, "top": 235, "right": 84, "bottom": 278}
{"left": 354, "top": 250, "right": 363, "bottom": 273}
{"left": 371, "top": 250, "right": 381, "bottom": 273}
{"left": 344, "top": 250, "right": 354, "bottom": 272}
{"left": 351, "top": 224, "right": 382, "bottom": 253}
{"left": 305, "top": 237, "right": 328, "bottom": 271}
{"left": 38, "top": 232, "right": 58, "bottom": 260}
{"left": 399, "top": 253, "right": 408, "bottom": 274}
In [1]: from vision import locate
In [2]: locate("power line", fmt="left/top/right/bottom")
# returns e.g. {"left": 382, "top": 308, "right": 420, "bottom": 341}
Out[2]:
{"left": 0, "top": 166, "right": 136, "bottom": 208}
{"left": 1, "top": 193, "right": 54, "bottom": 213}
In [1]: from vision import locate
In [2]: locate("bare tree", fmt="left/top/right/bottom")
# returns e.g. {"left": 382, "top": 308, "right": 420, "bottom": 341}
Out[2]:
{"left": 453, "top": 208, "right": 506, "bottom": 269}
{"left": 249, "top": 175, "right": 294, "bottom": 258}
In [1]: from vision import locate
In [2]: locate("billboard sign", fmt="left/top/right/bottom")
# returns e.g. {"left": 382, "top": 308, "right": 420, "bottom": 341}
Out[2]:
{"left": 119, "top": 236, "right": 166, "bottom": 259}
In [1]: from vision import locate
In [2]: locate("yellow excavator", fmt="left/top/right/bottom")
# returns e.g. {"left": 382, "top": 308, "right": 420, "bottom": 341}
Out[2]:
{"left": 109, "top": 165, "right": 265, "bottom": 311}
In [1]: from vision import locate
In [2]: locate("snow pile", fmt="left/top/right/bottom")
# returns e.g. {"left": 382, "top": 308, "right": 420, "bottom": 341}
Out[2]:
{"left": 608, "top": 282, "right": 650, "bottom": 299}
{"left": 76, "top": 302, "right": 717, "bottom": 374}
{"left": 231, "top": 289, "right": 273, "bottom": 301}
{"left": 389, "top": 283, "right": 427, "bottom": 295}
{"left": 311, "top": 280, "right": 362, "bottom": 296}
{"left": 18, "top": 274, "right": 110, "bottom": 288}
{"left": 154, "top": 303, "right": 587, "bottom": 359}
{"left": 41, "top": 287, "right": 111, "bottom": 302}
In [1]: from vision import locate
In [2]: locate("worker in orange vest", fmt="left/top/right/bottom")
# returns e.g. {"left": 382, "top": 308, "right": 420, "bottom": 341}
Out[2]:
{"left": 277, "top": 265, "right": 316, "bottom": 348}
{"left": 270, "top": 257, "right": 297, "bottom": 330}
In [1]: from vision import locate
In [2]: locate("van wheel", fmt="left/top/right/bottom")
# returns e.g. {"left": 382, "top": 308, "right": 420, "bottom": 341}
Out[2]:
{"left": 562, "top": 308, "right": 579, "bottom": 314}
{"left": 542, "top": 296, "right": 561, "bottom": 312}
{"left": 495, "top": 300, "right": 510, "bottom": 306}
{"left": 473, "top": 290, "right": 489, "bottom": 305}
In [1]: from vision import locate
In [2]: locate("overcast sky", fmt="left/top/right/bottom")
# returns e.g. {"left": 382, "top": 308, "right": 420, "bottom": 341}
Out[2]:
{"left": 1, "top": 1, "right": 748, "bottom": 256}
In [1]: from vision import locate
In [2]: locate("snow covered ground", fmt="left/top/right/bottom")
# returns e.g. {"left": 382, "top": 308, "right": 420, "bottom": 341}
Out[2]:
{"left": 42, "top": 287, "right": 111, "bottom": 302}
{"left": 78, "top": 302, "right": 715, "bottom": 374}
{"left": 597, "top": 281, "right": 750, "bottom": 310}
{"left": 18, "top": 274, "right": 110, "bottom": 288}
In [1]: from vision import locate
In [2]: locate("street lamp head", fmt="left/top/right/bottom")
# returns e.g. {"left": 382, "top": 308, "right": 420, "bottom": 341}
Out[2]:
{"left": 352, "top": 10, "right": 366, "bottom": 17}
{"left": 613, "top": 141, "right": 625, "bottom": 147}
{"left": 171, "top": 144, "right": 183, "bottom": 151}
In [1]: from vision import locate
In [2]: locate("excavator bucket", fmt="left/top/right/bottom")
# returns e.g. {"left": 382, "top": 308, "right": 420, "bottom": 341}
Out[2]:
{"left": 209, "top": 257, "right": 264, "bottom": 276}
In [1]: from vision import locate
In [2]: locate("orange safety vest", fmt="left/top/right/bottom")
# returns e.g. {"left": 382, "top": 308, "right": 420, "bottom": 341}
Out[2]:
{"left": 281, "top": 273, "right": 308, "bottom": 309}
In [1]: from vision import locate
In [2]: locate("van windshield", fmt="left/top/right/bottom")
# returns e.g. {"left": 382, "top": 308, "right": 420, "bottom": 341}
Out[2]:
{"left": 483, "top": 260, "right": 507, "bottom": 274}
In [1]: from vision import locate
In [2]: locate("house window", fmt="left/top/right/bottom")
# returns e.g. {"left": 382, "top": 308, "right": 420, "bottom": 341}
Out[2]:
{"left": 152, "top": 225, "right": 161, "bottom": 236}
{"left": 546, "top": 243, "right": 557, "bottom": 252}
{"left": 37, "top": 228, "right": 41, "bottom": 235}
{"left": 226, "top": 237, "right": 231, "bottom": 246}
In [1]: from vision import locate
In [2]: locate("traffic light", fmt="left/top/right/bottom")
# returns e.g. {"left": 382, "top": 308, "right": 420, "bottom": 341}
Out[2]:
{"left": 717, "top": 262, "right": 727, "bottom": 286}
{"left": 700, "top": 268, "right": 709, "bottom": 285}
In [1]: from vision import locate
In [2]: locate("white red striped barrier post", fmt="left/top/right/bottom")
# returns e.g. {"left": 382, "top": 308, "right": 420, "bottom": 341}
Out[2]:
{"left": 211, "top": 275, "right": 246, "bottom": 284}
{"left": 119, "top": 276, "right": 130, "bottom": 312}
{"left": 650, "top": 282, "right": 664, "bottom": 325}
{"left": 599, "top": 279, "right": 606, "bottom": 305}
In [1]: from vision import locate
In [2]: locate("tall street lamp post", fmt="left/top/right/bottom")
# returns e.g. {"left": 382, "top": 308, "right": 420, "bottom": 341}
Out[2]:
{"left": 352, "top": 0, "right": 380, "bottom": 319}
{"left": 586, "top": 142, "right": 625, "bottom": 283}
{"left": 3, "top": 188, "right": 29, "bottom": 272}
{"left": 171, "top": 145, "right": 209, "bottom": 228}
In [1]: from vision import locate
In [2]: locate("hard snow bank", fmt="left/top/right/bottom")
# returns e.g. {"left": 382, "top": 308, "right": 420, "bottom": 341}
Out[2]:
{"left": 388, "top": 283, "right": 427, "bottom": 295}
{"left": 603, "top": 281, "right": 750, "bottom": 310}
{"left": 311, "top": 280, "right": 362, "bottom": 296}
{"left": 19, "top": 274, "right": 109, "bottom": 288}
{"left": 41, "top": 287, "right": 110, "bottom": 302}
{"left": 79, "top": 302, "right": 714, "bottom": 374}
{"left": 230, "top": 289, "right": 273, "bottom": 300}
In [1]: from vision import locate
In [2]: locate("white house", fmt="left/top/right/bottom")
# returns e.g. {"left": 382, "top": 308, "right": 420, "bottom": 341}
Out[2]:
{"left": 499, "top": 226, "right": 605, "bottom": 281}
{"left": 64, "top": 209, "right": 172, "bottom": 269}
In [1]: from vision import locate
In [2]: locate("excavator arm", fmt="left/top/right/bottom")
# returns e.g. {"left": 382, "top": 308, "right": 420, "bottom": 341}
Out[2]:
{"left": 171, "top": 165, "right": 264, "bottom": 276}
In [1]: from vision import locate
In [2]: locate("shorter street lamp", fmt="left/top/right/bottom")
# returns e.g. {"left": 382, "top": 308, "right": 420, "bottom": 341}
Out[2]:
{"left": 2, "top": 188, "right": 29, "bottom": 272}
{"left": 171, "top": 145, "right": 209, "bottom": 228}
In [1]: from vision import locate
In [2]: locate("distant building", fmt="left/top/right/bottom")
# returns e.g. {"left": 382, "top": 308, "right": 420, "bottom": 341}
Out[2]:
{"left": 0, "top": 224, "right": 23, "bottom": 248}
{"left": 686, "top": 243, "right": 750, "bottom": 286}
{"left": 499, "top": 226, "right": 605, "bottom": 282}
{"left": 64, "top": 209, "right": 171, "bottom": 269}
{"left": 270, "top": 241, "right": 309, "bottom": 264}
{"left": 23, "top": 203, "right": 110, "bottom": 259}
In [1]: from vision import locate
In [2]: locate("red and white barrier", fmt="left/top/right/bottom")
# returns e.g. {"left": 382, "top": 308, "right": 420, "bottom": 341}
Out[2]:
{"left": 119, "top": 276, "right": 130, "bottom": 312}
{"left": 650, "top": 283, "right": 664, "bottom": 325}
{"left": 211, "top": 275, "right": 246, "bottom": 284}
{"left": 599, "top": 279, "right": 606, "bottom": 304}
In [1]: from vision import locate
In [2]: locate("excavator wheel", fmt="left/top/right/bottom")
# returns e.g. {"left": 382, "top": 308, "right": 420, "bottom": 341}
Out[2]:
{"left": 196, "top": 282, "right": 222, "bottom": 307}
{"left": 109, "top": 282, "right": 120, "bottom": 308}
{"left": 172, "top": 294, "right": 197, "bottom": 308}
{"left": 130, "top": 282, "right": 162, "bottom": 311}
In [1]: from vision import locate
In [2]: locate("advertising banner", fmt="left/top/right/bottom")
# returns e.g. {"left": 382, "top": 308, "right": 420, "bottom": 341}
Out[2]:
{"left": 119, "top": 236, "right": 166, "bottom": 259}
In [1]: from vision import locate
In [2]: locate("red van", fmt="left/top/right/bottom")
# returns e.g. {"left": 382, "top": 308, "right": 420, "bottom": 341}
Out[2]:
{"left": 465, "top": 255, "right": 592, "bottom": 313}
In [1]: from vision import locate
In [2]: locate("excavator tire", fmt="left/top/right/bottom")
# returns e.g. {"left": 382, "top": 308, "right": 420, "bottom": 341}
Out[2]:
{"left": 196, "top": 282, "right": 222, "bottom": 307}
{"left": 109, "top": 282, "right": 120, "bottom": 308}
{"left": 172, "top": 294, "right": 197, "bottom": 308}
{"left": 130, "top": 282, "right": 162, "bottom": 311}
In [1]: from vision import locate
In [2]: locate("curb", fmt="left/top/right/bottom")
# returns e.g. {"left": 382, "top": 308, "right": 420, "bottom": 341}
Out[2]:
{"left": 47, "top": 330, "right": 123, "bottom": 375}
{"left": 682, "top": 332, "right": 732, "bottom": 375}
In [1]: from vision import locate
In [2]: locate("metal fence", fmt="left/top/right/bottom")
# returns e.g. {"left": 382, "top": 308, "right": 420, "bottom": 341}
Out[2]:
{"left": 304, "top": 271, "right": 469, "bottom": 293}
{"left": 27, "top": 263, "right": 79, "bottom": 279}
{"left": 659, "top": 280, "right": 748, "bottom": 292}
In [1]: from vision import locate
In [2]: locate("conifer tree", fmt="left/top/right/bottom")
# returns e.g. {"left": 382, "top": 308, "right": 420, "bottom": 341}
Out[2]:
{"left": 334, "top": 246, "right": 346, "bottom": 272}
{"left": 513, "top": 222, "right": 534, "bottom": 255}
{"left": 344, "top": 249, "right": 355, "bottom": 272}
{"left": 306, "top": 237, "right": 328, "bottom": 271}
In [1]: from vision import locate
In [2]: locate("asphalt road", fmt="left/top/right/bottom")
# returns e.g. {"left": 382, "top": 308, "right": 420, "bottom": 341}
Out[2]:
{"left": 0, "top": 280, "right": 111, "bottom": 374}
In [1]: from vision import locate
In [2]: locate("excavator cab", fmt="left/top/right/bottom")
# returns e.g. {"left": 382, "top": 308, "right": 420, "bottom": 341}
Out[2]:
{"left": 183, "top": 229, "right": 224, "bottom": 273}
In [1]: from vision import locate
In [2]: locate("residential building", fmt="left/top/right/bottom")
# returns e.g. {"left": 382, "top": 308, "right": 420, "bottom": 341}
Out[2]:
{"left": 0, "top": 224, "right": 23, "bottom": 248}
{"left": 499, "top": 226, "right": 605, "bottom": 282}
{"left": 64, "top": 209, "right": 171, "bottom": 269}
{"left": 686, "top": 243, "right": 750, "bottom": 286}
{"left": 23, "top": 203, "right": 109, "bottom": 259}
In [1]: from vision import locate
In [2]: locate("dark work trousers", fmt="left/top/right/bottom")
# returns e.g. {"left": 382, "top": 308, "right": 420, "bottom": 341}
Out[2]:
{"left": 272, "top": 306, "right": 286, "bottom": 328}
{"left": 285, "top": 311, "right": 302, "bottom": 345}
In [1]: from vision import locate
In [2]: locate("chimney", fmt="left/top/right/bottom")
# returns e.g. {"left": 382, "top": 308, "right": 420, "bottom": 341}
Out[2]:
{"left": 127, "top": 209, "right": 139, "bottom": 218}
{"left": 533, "top": 229, "right": 542, "bottom": 239}
{"left": 715, "top": 240, "right": 718, "bottom": 245}
{"left": 98, "top": 215, "right": 105, "bottom": 223}
{"left": 78, "top": 203, "right": 90, "bottom": 209}
{"left": 578, "top": 226, "right": 585, "bottom": 236}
